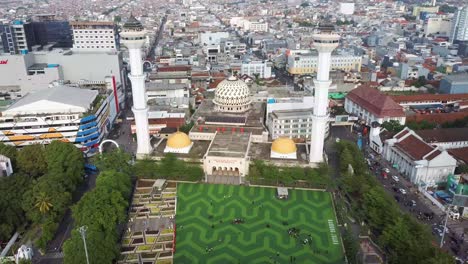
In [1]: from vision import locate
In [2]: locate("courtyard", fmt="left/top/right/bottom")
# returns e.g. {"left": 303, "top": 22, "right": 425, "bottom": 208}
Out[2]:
{"left": 174, "top": 183, "right": 344, "bottom": 264}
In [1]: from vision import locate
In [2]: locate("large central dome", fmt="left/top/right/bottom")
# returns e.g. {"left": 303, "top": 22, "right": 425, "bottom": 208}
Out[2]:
{"left": 213, "top": 76, "right": 251, "bottom": 113}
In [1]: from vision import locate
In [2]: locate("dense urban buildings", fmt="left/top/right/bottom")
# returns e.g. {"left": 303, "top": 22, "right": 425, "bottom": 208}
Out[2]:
{"left": 1, "top": 0, "right": 468, "bottom": 263}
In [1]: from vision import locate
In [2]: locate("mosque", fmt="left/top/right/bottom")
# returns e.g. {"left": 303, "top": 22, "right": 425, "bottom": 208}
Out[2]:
{"left": 124, "top": 15, "right": 340, "bottom": 184}
{"left": 154, "top": 75, "right": 309, "bottom": 184}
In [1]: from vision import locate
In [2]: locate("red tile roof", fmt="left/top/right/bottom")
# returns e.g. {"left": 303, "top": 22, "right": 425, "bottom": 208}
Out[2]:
{"left": 416, "top": 128, "right": 468, "bottom": 143}
{"left": 346, "top": 85, "right": 405, "bottom": 118}
{"left": 391, "top": 93, "right": 468, "bottom": 103}
{"left": 425, "top": 149, "right": 441, "bottom": 161}
{"left": 158, "top": 66, "right": 191, "bottom": 72}
{"left": 395, "top": 134, "right": 435, "bottom": 161}
{"left": 406, "top": 112, "right": 468, "bottom": 124}
{"left": 449, "top": 147, "right": 468, "bottom": 164}
{"left": 395, "top": 129, "right": 409, "bottom": 139}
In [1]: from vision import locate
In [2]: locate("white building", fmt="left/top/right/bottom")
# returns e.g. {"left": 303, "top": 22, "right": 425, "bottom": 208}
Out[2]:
{"left": 146, "top": 82, "right": 189, "bottom": 105}
{"left": 240, "top": 60, "right": 272, "bottom": 78}
{"left": 383, "top": 128, "right": 457, "bottom": 187}
{"left": 451, "top": 6, "right": 468, "bottom": 42}
{"left": 344, "top": 85, "right": 406, "bottom": 125}
{"left": 199, "top": 31, "right": 229, "bottom": 46}
{"left": 0, "top": 86, "right": 115, "bottom": 152}
{"left": 0, "top": 154, "right": 13, "bottom": 176}
{"left": 70, "top": 21, "right": 118, "bottom": 51}
{"left": 414, "top": 128, "right": 468, "bottom": 150}
{"left": 424, "top": 17, "right": 452, "bottom": 35}
{"left": 0, "top": 50, "right": 125, "bottom": 96}
{"left": 245, "top": 21, "right": 268, "bottom": 32}
{"left": 339, "top": 3, "right": 355, "bottom": 15}
{"left": 287, "top": 50, "right": 362, "bottom": 75}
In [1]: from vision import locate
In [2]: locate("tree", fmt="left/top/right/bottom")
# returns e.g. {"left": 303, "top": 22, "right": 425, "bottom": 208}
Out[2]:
{"left": 180, "top": 121, "right": 194, "bottom": 134}
{"left": 381, "top": 120, "right": 404, "bottom": 133}
{"left": 0, "top": 143, "right": 17, "bottom": 169}
{"left": 63, "top": 227, "right": 119, "bottom": 264}
{"left": 340, "top": 147, "right": 353, "bottom": 173}
{"left": 0, "top": 174, "right": 30, "bottom": 240}
{"left": 45, "top": 141, "right": 84, "bottom": 191}
{"left": 17, "top": 144, "right": 47, "bottom": 178}
{"left": 34, "top": 192, "right": 53, "bottom": 215}
{"left": 93, "top": 149, "right": 132, "bottom": 175}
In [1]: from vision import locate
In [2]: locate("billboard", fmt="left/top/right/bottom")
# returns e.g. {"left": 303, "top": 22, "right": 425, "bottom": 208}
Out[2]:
{"left": 335, "top": 115, "right": 349, "bottom": 123}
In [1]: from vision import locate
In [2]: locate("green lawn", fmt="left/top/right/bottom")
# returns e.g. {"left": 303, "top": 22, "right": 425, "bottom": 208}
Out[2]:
{"left": 175, "top": 183, "right": 344, "bottom": 264}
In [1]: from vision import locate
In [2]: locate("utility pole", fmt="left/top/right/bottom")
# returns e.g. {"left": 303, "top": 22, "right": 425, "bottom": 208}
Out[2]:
{"left": 79, "top": 226, "right": 90, "bottom": 264}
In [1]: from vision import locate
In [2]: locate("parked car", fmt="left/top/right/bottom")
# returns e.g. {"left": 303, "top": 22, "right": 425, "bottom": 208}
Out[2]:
{"left": 410, "top": 200, "right": 416, "bottom": 207}
{"left": 392, "top": 175, "right": 399, "bottom": 182}
{"left": 399, "top": 188, "right": 407, "bottom": 195}
{"left": 383, "top": 168, "right": 390, "bottom": 173}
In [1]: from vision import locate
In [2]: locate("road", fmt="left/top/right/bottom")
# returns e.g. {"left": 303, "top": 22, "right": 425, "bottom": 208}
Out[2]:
{"left": 329, "top": 126, "right": 468, "bottom": 262}
{"left": 33, "top": 171, "right": 98, "bottom": 264}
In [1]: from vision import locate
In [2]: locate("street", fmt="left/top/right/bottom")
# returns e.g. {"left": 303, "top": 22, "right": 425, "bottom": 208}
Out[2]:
{"left": 328, "top": 125, "right": 468, "bottom": 262}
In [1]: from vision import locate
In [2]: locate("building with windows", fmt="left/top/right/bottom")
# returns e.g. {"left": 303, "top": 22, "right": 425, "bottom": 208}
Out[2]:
{"left": 0, "top": 85, "right": 115, "bottom": 153}
{"left": 451, "top": 6, "right": 468, "bottom": 43}
{"left": 345, "top": 85, "right": 406, "bottom": 125}
{"left": 0, "top": 20, "right": 36, "bottom": 54}
{"left": 440, "top": 73, "right": 468, "bottom": 94}
{"left": 383, "top": 128, "right": 457, "bottom": 187}
{"left": 240, "top": 60, "right": 272, "bottom": 78}
{"left": 70, "top": 21, "right": 119, "bottom": 51}
{"left": 286, "top": 50, "right": 362, "bottom": 75}
{"left": 0, "top": 49, "right": 125, "bottom": 97}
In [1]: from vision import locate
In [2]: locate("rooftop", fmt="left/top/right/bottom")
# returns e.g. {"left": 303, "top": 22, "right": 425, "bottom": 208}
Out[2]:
{"left": 416, "top": 128, "right": 468, "bottom": 144}
{"left": 346, "top": 85, "right": 405, "bottom": 118}
{"left": 394, "top": 134, "right": 435, "bottom": 161}
{"left": 449, "top": 147, "right": 468, "bottom": 164}
{"left": 391, "top": 93, "right": 468, "bottom": 103}
{"left": 207, "top": 132, "right": 251, "bottom": 158}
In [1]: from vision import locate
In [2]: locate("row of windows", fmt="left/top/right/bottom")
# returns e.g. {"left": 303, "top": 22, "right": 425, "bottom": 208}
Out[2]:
{"left": 75, "top": 45, "right": 115, "bottom": 49}
{"left": 74, "top": 30, "right": 113, "bottom": 34}
{"left": 75, "top": 40, "right": 114, "bottom": 44}
{"left": 75, "top": 35, "right": 114, "bottom": 39}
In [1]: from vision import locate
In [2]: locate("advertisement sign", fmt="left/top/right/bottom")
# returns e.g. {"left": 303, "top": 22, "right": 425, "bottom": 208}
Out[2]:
{"left": 335, "top": 115, "right": 349, "bottom": 123}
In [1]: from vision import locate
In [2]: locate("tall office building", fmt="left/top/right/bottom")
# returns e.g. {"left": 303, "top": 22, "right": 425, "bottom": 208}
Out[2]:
{"left": 70, "top": 21, "right": 119, "bottom": 51}
{"left": 0, "top": 20, "right": 36, "bottom": 54}
{"left": 31, "top": 15, "right": 73, "bottom": 48}
{"left": 451, "top": 6, "right": 468, "bottom": 43}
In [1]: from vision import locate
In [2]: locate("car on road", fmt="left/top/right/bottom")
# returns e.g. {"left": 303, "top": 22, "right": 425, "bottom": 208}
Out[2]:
{"left": 392, "top": 175, "right": 399, "bottom": 182}
{"left": 383, "top": 168, "right": 390, "bottom": 173}
{"left": 410, "top": 200, "right": 416, "bottom": 206}
{"left": 399, "top": 188, "right": 407, "bottom": 195}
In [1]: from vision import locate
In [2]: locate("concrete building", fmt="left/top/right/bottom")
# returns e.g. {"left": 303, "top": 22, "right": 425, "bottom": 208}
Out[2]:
{"left": 199, "top": 31, "right": 229, "bottom": 46}
{"left": 339, "top": 3, "right": 355, "bottom": 15}
{"left": 0, "top": 86, "right": 115, "bottom": 153}
{"left": 70, "top": 21, "right": 119, "bottom": 52}
{"left": 121, "top": 15, "right": 152, "bottom": 155}
{"left": 287, "top": 50, "right": 362, "bottom": 75}
{"left": 0, "top": 155, "right": 13, "bottom": 176}
{"left": 267, "top": 109, "right": 314, "bottom": 140}
{"left": 440, "top": 73, "right": 468, "bottom": 94}
{"left": 383, "top": 128, "right": 457, "bottom": 187}
{"left": 309, "top": 28, "right": 340, "bottom": 163}
{"left": 424, "top": 17, "right": 452, "bottom": 35}
{"left": 451, "top": 6, "right": 468, "bottom": 43}
{"left": 412, "top": 6, "right": 439, "bottom": 18}
{"left": 240, "top": 60, "right": 272, "bottom": 78}
{"left": 0, "top": 49, "right": 124, "bottom": 96}
{"left": 417, "top": 128, "right": 468, "bottom": 150}
{"left": 345, "top": 85, "right": 406, "bottom": 125}
{"left": 399, "top": 63, "right": 430, "bottom": 80}
{"left": 0, "top": 20, "right": 36, "bottom": 54}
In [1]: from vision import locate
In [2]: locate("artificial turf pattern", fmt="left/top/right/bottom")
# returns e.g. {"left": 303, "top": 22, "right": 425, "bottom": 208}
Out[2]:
{"left": 174, "top": 183, "right": 344, "bottom": 264}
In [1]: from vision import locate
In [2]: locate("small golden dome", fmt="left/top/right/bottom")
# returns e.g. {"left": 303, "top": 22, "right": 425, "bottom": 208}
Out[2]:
{"left": 271, "top": 137, "right": 297, "bottom": 154}
{"left": 166, "top": 132, "right": 192, "bottom": 149}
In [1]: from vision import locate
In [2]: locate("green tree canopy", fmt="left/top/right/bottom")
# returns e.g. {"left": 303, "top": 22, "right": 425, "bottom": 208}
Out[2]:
{"left": 17, "top": 144, "right": 47, "bottom": 178}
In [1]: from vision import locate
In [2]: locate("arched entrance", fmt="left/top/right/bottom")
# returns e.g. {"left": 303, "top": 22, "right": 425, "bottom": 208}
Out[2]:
{"left": 99, "top": 139, "right": 119, "bottom": 153}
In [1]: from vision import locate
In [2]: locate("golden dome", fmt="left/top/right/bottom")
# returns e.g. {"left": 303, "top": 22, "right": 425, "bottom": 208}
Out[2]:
{"left": 166, "top": 132, "right": 192, "bottom": 149}
{"left": 271, "top": 137, "right": 297, "bottom": 154}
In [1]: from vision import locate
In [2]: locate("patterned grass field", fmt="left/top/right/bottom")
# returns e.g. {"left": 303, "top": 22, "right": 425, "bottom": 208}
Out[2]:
{"left": 174, "top": 183, "right": 344, "bottom": 264}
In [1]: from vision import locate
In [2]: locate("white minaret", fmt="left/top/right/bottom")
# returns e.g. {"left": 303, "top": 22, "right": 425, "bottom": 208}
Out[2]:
{"left": 120, "top": 15, "right": 152, "bottom": 155}
{"left": 309, "top": 26, "right": 340, "bottom": 163}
